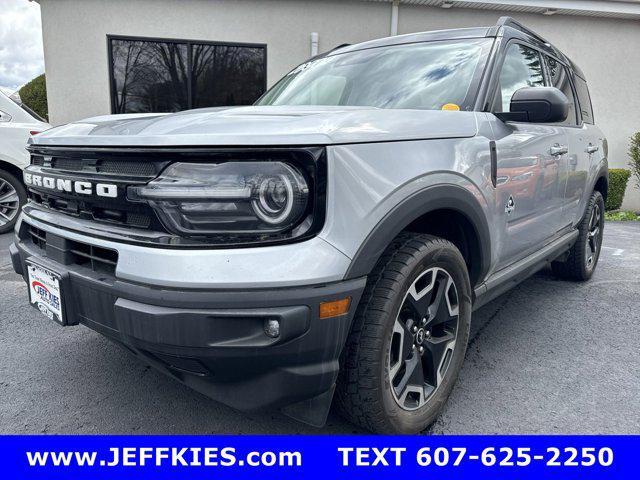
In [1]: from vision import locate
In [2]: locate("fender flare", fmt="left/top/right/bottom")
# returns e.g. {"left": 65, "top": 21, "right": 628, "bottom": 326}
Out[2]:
{"left": 592, "top": 163, "right": 609, "bottom": 197}
{"left": 344, "top": 183, "right": 492, "bottom": 282}
{"left": 580, "top": 163, "right": 608, "bottom": 221}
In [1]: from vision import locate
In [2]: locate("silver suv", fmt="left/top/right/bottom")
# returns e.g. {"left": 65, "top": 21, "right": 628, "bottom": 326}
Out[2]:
{"left": 11, "top": 18, "right": 607, "bottom": 433}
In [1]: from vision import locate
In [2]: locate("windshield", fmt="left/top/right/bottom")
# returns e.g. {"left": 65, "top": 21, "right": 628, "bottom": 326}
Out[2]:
{"left": 257, "top": 39, "right": 491, "bottom": 111}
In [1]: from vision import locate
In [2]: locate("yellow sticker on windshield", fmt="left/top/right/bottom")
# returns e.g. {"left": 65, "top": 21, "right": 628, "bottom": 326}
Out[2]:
{"left": 441, "top": 103, "right": 461, "bottom": 111}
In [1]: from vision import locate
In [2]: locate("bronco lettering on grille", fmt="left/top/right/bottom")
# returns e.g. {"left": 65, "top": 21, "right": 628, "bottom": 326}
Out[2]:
{"left": 24, "top": 173, "right": 118, "bottom": 198}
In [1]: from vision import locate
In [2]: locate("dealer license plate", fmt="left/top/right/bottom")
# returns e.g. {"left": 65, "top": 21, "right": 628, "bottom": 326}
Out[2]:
{"left": 27, "top": 262, "right": 65, "bottom": 325}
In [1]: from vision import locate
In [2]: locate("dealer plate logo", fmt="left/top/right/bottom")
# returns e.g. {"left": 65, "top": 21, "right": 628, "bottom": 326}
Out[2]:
{"left": 27, "top": 263, "right": 64, "bottom": 324}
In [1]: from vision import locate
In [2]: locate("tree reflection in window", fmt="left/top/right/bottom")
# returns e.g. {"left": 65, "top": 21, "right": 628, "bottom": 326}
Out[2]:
{"left": 497, "top": 44, "right": 544, "bottom": 113}
{"left": 192, "top": 44, "right": 265, "bottom": 108}
{"left": 110, "top": 37, "right": 266, "bottom": 113}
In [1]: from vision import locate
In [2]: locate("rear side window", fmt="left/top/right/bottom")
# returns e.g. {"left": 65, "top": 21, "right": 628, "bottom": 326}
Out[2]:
{"left": 573, "top": 76, "right": 594, "bottom": 124}
{"left": 543, "top": 56, "right": 578, "bottom": 126}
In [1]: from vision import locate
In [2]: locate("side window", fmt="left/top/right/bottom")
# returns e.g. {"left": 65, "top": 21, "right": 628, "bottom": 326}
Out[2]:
{"left": 496, "top": 43, "right": 544, "bottom": 113}
{"left": 543, "top": 56, "right": 578, "bottom": 125}
{"left": 573, "top": 76, "right": 594, "bottom": 124}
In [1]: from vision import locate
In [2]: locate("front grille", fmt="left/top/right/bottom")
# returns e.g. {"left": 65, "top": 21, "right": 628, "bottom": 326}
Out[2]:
{"left": 52, "top": 157, "right": 83, "bottom": 171}
{"left": 27, "top": 149, "right": 166, "bottom": 232}
{"left": 30, "top": 155, "right": 161, "bottom": 177}
{"left": 96, "top": 160, "right": 158, "bottom": 176}
{"left": 28, "top": 225, "right": 118, "bottom": 275}
{"left": 28, "top": 189, "right": 157, "bottom": 231}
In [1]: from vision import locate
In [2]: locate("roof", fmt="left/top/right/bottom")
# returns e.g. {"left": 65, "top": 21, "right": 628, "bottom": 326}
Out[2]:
{"left": 327, "top": 26, "right": 490, "bottom": 55}
{"left": 364, "top": 0, "right": 640, "bottom": 20}
{"left": 324, "top": 16, "right": 586, "bottom": 79}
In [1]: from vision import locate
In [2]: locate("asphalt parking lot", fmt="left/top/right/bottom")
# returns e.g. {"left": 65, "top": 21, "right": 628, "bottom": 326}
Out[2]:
{"left": 1, "top": 223, "right": 639, "bottom": 434}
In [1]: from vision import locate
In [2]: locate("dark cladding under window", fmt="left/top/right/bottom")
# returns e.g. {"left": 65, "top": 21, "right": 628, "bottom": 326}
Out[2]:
{"left": 109, "top": 36, "right": 266, "bottom": 113}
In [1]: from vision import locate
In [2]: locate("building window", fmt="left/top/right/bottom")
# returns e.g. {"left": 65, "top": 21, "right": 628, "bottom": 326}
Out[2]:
{"left": 109, "top": 36, "right": 266, "bottom": 114}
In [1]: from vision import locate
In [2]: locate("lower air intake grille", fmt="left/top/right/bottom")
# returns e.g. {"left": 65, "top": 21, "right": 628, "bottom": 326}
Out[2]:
{"left": 28, "top": 226, "right": 118, "bottom": 275}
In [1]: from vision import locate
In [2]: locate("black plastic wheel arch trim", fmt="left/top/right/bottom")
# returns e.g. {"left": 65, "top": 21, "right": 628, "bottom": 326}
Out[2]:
{"left": 343, "top": 183, "right": 491, "bottom": 285}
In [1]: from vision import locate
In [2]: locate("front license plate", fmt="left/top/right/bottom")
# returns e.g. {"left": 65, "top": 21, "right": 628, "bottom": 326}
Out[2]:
{"left": 27, "top": 262, "right": 65, "bottom": 325}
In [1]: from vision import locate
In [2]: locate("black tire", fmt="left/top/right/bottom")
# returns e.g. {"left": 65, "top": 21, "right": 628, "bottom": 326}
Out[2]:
{"left": 551, "top": 190, "right": 604, "bottom": 281}
{"left": 0, "top": 169, "right": 26, "bottom": 234}
{"left": 336, "top": 233, "right": 472, "bottom": 433}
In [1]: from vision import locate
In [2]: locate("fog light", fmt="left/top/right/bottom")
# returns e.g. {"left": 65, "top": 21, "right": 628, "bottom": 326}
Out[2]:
{"left": 264, "top": 319, "right": 280, "bottom": 338}
{"left": 319, "top": 297, "right": 351, "bottom": 319}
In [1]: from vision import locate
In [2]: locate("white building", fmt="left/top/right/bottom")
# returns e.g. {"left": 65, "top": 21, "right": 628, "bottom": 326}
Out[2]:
{"left": 36, "top": 0, "right": 640, "bottom": 208}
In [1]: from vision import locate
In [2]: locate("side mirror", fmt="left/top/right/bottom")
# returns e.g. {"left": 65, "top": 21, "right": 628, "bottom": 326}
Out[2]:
{"left": 496, "top": 87, "right": 569, "bottom": 123}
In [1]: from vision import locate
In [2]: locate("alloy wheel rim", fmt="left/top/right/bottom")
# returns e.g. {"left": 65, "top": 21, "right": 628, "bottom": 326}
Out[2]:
{"left": 388, "top": 267, "right": 459, "bottom": 411}
{"left": 0, "top": 179, "right": 19, "bottom": 226}
{"left": 586, "top": 203, "right": 602, "bottom": 271}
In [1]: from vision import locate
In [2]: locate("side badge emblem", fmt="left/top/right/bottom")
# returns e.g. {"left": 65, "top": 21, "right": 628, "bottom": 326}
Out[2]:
{"left": 505, "top": 195, "right": 515, "bottom": 215}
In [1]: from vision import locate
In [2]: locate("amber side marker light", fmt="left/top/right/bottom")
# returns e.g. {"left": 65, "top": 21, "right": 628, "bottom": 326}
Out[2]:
{"left": 319, "top": 297, "right": 351, "bottom": 319}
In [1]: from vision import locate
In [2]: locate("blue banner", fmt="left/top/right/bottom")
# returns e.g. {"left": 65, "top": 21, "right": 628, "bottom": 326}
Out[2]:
{"left": 0, "top": 435, "right": 635, "bottom": 479}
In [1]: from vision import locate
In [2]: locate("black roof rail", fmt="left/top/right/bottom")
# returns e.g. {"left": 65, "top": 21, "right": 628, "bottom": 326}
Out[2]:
{"left": 306, "top": 43, "right": 352, "bottom": 62}
{"left": 490, "top": 16, "right": 552, "bottom": 46}
{"left": 487, "top": 16, "right": 585, "bottom": 78}
{"left": 331, "top": 43, "right": 351, "bottom": 52}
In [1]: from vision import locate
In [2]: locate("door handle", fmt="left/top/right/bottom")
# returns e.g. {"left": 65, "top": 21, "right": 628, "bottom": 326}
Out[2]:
{"left": 550, "top": 144, "right": 568, "bottom": 156}
{"left": 586, "top": 144, "right": 599, "bottom": 154}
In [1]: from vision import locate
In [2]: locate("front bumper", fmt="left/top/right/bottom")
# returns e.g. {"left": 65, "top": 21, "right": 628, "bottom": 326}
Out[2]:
{"left": 12, "top": 217, "right": 366, "bottom": 424}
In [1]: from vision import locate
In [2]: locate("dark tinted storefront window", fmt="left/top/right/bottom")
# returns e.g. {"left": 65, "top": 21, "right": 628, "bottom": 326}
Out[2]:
{"left": 110, "top": 40, "right": 188, "bottom": 113}
{"left": 110, "top": 37, "right": 266, "bottom": 114}
{"left": 192, "top": 44, "right": 266, "bottom": 108}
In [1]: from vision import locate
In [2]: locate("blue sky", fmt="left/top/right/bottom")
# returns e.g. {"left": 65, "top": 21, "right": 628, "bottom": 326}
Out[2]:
{"left": 0, "top": 0, "right": 44, "bottom": 94}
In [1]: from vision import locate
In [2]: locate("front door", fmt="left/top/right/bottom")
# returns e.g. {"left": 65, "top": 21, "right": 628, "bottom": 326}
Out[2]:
{"left": 490, "top": 43, "right": 568, "bottom": 270}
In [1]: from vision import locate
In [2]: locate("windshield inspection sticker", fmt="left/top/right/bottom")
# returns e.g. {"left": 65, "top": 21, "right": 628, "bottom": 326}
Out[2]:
{"left": 27, "top": 263, "right": 64, "bottom": 324}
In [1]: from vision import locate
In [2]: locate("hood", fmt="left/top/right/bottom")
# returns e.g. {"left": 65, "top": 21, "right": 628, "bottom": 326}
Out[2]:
{"left": 31, "top": 106, "right": 479, "bottom": 147}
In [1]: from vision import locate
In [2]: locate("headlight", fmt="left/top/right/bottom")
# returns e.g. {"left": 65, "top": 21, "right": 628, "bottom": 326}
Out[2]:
{"left": 128, "top": 162, "right": 310, "bottom": 236}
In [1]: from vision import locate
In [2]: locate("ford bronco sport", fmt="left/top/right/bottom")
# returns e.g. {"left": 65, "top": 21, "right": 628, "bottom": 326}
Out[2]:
{"left": 11, "top": 18, "right": 607, "bottom": 433}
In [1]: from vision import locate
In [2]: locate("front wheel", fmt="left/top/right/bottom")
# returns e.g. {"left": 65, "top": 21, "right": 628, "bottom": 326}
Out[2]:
{"left": 336, "top": 233, "right": 471, "bottom": 433}
{"left": 0, "top": 169, "right": 26, "bottom": 234}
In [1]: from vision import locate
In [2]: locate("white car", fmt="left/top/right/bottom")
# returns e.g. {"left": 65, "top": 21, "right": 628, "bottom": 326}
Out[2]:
{"left": 0, "top": 90, "right": 50, "bottom": 232}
